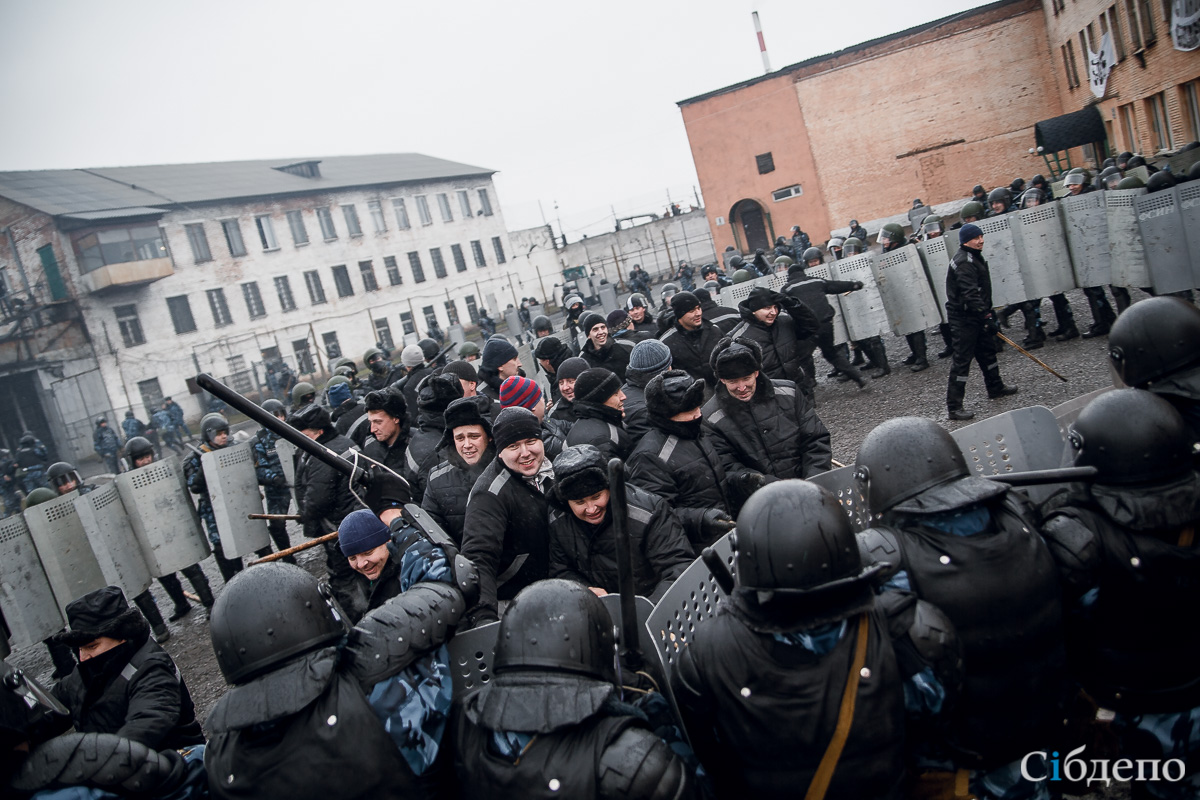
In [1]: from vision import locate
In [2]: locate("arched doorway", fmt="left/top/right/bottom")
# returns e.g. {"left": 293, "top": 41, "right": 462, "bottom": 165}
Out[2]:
{"left": 730, "top": 199, "right": 770, "bottom": 253}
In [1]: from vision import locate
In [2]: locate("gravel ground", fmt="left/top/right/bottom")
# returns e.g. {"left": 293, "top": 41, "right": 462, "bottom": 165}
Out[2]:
{"left": 6, "top": 286, "right": 1144, "bottom": 797}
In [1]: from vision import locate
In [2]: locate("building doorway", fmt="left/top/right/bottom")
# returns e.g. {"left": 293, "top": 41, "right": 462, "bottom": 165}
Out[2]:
{"left": 731, "top": 199, "right": 770, "bottom": 253}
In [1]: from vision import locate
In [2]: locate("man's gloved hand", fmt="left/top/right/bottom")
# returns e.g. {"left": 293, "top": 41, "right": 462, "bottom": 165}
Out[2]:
{"left": 272, "top": 474, "right": 289, "bottom": 488}
{"left": 700, "top": 509, "right": 736, "bottom": 539}
{"left": 982, "top": 313, "right": 1001, "bottom": 336}
{"left": 852, "top": 281, "right": 865, "bottom": 291}
{"left": 361, "top": 465, "right": 412, "bottom": 516}
{"left": 731, "top": 471, "right": 771, "bottom": 498}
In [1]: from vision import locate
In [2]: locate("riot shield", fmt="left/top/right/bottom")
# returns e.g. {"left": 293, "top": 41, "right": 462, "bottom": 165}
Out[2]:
{"left": 872, "top": 244, "right": 940, "bottom": 335}
{"left": 116, "top": 457, "right": 210, "bottom": 577}
{"left": 718, "top": 273, "right": 786, "bottom": 310}
{"left": 202, "top": 442, "right": 270, "bottom": 558}
{"left": 0, "top": 513, "right": 64, "bottom": 649}
{"left": 1010, "top": 202, "right": 1077, "bottom": 298}
{"left": 1135, "top": 189, "right": 1194, "bottom": 294}
{"left": 806, "top": 466, "right": 873, "bottom": 532}
{"left": 829, "top": 254, "right": 889, "bottom": 340}
{"left": 274, "top": 439, "right": 298, "bottom": 503}
{"left": 1051, "top": 387, "right": 1113, "bottom": 430}
{"left": 950, "top": 405, "right": 1065, "bottom": 504}
{"left": 908, "top": 205, "right": 930, "bottom": 232}
{"left": 1106, "top": 188, "right": 1150, "bottom": 288}
{"left": 504, "top": 308, "right": 523, "bottom": 340}
{"left": 802, "top": 263, "right": 850, "bottom": 345}
{"left": 74, "top": 483, "right": 151, "bottom": 598}
{"left": 975, "top": 215, "right": 1028, "bottom": 307}
{"left": 1179, "top": 181, "right": 1200, "bottom": 290}
{"left": 917, "top": 236, "right": 952, "bottom": 323}
{"left": 645, "top": 533, "right": 735, "bottom": 683}
{"left": 598, "top": 283, "right": 618, "bottom": 312}
{"left": 448, "top": 619, "right": 500, "bottom": 696}
{"left": 1061, "top": 192, "right": 1111, "bottom": 287}
{"left": 599, "top": 594, "right": 657, "bottom": 667}
{"left": 24, "top": 492, "right": 107, "bottom": 611}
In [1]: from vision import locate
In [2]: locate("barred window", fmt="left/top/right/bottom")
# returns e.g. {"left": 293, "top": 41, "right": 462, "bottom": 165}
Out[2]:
{"left": 451, "top": 243, "right": 467, "bottom": 272}
{"left": 430, "top": 247, "right": 447, "bottom": 278}
{"left": 274, "top": 276, "right": 297, "bottom": 312}
{"left": 242, "top": 281, "right": 266, "bottom": 318}
{"left": 409, "top": 251, "right": 426, "bottom": 283}
{"left": 286, "top": 210, "right": 309, "bottom": 245}
{"left": 304, "top": 270, "right": 327, "bottom": 304}
{"left": 384, "top": 255, "right": 403, "bottom": 286}
{"left": 221, "top": 219, "right": 246, "bottom": 257}
{"left": 491, "top": 236, "right": 506, "bottom": 264}
{"left": 470, "top": 239, "right": 486, "bottom": 267}
{"left": 359, "top": 260, "right": 379, "bottom": 292}
{"left": 207, "top": 288, "right": 233, "bottom": 327}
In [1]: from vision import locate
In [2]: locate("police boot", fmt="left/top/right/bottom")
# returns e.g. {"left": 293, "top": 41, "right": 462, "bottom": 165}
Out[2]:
{"left": 907, "top": 332, "right": 929, "bottom": 372}
{"left": 183, "top": 564, "right": 215, "bottom": 608}
{"left": 268, "top": 522, "right": 297, "bottom": 564}
{"left": 215, "top": 552, "right": 244, "bottom": 585}
{"left": 947, "top": 379, "right": 973, "bottom": 420}
{"left": 988, "top": 384, "right": 1019, "bottom": 399}
{"left": 1050, "top": 296, "right": 1079, "bottom": 341}
{"left": 868, "top": 339, "right": 891, "bottom": 378}
{"left": 1111, "top": 286, "right": 1131, "bottom": 314}
{"left": 157, "top": 574, "right": 192, "bottom": 621}
{"left": 937, "top": 323, "right": 953, "bottom": 358}
{"left": 133, "top": 589, "right": 171, "bottom": 643}
{"left": 850, "top": 345, "right": 865, "bottom": 366}
{"left": 1022, "top": 304, "right": 1046, "bottom": 350}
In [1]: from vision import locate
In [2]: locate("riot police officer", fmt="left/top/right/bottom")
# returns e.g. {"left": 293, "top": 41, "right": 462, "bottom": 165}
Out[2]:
{"left": 250, "top": 399, "right": 295, "bottom": 561}
{"left": 93, "top": 418, "right": 122, "bottom": 475}
{"left": 0, "top": 447, "right": 19, "bottom": 516}
{"left": 183, "top": 413, "right": 249, "bottom": 583}
{"left": 15, "top": 432, "right": 49, "bottom": 494}
{"left": 879, "top": 222, "right": 930, "bottom": 372}
{"left": 786, "top": 248, "right": 866, "bottom": 386}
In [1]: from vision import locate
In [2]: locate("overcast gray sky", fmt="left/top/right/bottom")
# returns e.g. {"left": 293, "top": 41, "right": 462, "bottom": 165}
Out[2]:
{"left": 0, "top": 0, "right": 989, "bottom": 238}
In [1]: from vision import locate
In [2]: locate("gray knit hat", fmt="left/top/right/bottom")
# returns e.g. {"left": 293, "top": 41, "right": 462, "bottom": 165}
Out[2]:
{"left": 627, "top": 340, "right": 672, "bottom": 375}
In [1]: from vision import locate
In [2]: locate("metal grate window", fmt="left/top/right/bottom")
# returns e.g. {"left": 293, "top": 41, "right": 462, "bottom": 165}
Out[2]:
{"left": 408, "top": 251, "right": 426, "bottom": 283}
{"left": 222, "top": 219, "right": 247, "bottom": 257}
{"left": 242, "top": 281, "right": 266, "bottom": 318}
{"left": 207, "top": 288, "right": 233, "bottom": 326}
{"left": 384, "top": 255, "right": 403, "bottom": 286}
{"left": 430, "top": 248, "right": 447, "bottom": 278}
{"left": 374, "top": 318, "right": 393, "bottom": 352}
{"left": 465, "top": 294, "right": 478, "bottom": 323}
{"left": 286, "top": 210, "right": 309, "bottom": 245}
{"left": 304, "top": 270, "right": 326, "bottom": 304}
{"left": 451, "top": 243, "right": 467, "bottom": 272}
{"left": 400, "top": 311, "right": 415, "bottom": 335}
{"left": 470, "top": 240, "right": 486, "bottom": 267}
{"left": 322, "top": 331, "right": 341, "bottom": 359}
{"left": 445, "top": 300, "right": 460, "bottom": 325}
{"left": 342, "top": 205, "right": 362, "bottom": 236}
{"left": 275, "top": 276, "right": 297, "bottom": 312}
{"left": 491, "top": 236, "right": 506, "bottom": 264}
{"left": 359, "top": 260, "right": 379, "bottom": 292}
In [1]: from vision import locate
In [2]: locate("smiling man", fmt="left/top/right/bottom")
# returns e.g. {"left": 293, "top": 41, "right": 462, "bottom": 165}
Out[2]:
{"left": 422, "top": 396, "right": 496, "bottom": 544}
{"left": 579, "top": 311, "right": 634, "bottom": 380}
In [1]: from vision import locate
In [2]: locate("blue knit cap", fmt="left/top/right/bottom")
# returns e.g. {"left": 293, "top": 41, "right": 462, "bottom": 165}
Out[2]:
{"left": 958, "top": 223, "right": 983, "bottom": 245}
{"left": 338, "top": 509, "right": 391, "bottom": 556}
{"left": 326, "top": 382, "right": 352, "bottom": 408}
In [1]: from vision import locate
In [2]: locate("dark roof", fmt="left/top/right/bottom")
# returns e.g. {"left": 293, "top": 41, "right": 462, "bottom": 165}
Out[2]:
{"left": 1034, "top": 105, "right": 1106, "bottom": 153}
{"left": 0, "top": 153, "right": 495, "bottom": 217}
{"left": 678, "top": 0, "right": 1024, "bottom": 107}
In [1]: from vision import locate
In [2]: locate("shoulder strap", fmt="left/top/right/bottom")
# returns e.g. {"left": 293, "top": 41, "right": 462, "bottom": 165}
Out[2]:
{"left": 804, "top": 614, "right": 870, "bottom": 800}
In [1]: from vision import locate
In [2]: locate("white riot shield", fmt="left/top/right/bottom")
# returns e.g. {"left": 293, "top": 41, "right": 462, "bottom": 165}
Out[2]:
{"left": 1106, "top": 188, "right": 1150, "bottom": 288}
{"left": 74, "top": 483, "right": 151, "bottom": 598}
{"left": 976, "top": 215, "right": 1028, "bottom": 307}
{"left": 446, "top": 324, "right": 466, "bottom": 349}
{"left": 504, "top": 308, "right": 523, "bottom": 339}
{"left": 829, "top": 254, "right": 889, "bottom": 340}
{"left": 1061, "top": 192, "right": 1111, "bottom": 287}
{"left": 718, "top": 273, "right": 786, "bottom": 309}
{"left": 1051, "top": 387, "right": 1113, "bottom": 432}
{"left": 1179, "top": 182, "right": 1200, "bottom": 289}
{"left": 116, "top": 457, "right": 210, "bottom": 577}
{"left": 1010, "top": 202, "right": 1077, "bottom": 298}
{"left": 275, "top": 439, "right": 298, "bottom": 496}
{"left": 1135, "top": 189, "right": 1195, "bottom": 294}
{"left": 24, "top": 492, "right": 107, "bottom": 610}
{"left": 803, "top": 264, "right": 850, "bottom": 345}
{"left": 805, "top": 466, "right": 873, "bottom": 532}
{"left": 202, "top": 442, "right": 270, "bottom": 558}
{"left": 0, "top": 514, "right": 64, "bottom": 649}
{"left": 645, "top": 532, "right": 735, "bottom": 683}
{"left": 598, "top": 283, "right": 618, "bottom": 312}
{"left": 872, "top": 244, "right": 941, "bottom": 335}
{"left": 917, "top": 237, "right": 952, "bottom": 323}
{"left": 950, "top": 405, "right": 1065, "bottom": 504}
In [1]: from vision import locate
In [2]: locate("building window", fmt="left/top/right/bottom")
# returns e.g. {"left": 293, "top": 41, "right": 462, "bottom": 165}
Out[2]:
{"left": 322, "top": 332, "right": 341, "bottom": 359}
{"left": 221, "top": 219, "right": 247, "bottom": 257}
{"left": 74, "top": 225, "right": 167, "bottom": 274}
{"left": 450, "top": 243, "right": 467, "bottom": 272}
{"left": 226, "top": 355, "right": 252, "bottom": 393}
{"left": 470, "top": 239, "right": 487, "bottom": 267}
{"left": 422, "top": 305, "right": 438, "bottom": 331}
{"left": 286, "top": 210, "right": 309, "bottom": 245}
{"left": 755, "top": 152, "right": 775, "bottom": 174}
{"left": 342, "top": 204, "right": 362, "bottom": 237}
{"left": 429, "top": 247, "right": 448, "bottom": 278}
{"left": 304, "top": 270, "right": 327, "bottom": 304}
{"left": 384, "top": 255, "right": 403, "bottom": 286}
{"left": 166, "top": 295, "right": 196, "bottom": 334}
{"left": 477, "top": 188, "right": 493, "bottom": 216}
{"left": 374, "top": 318, "right": 394, "bottom": 352}
{"left": 114, "top": 304, "right": 145, "bottom": 347}
{"left": 444, "top": 300, "right": 460, "bottom": 325}
{"left": 1101, "top": 6, "right": 1126, "bottom": 59}
{"left": 771, "top": 185, "right": 804, "bottom": 202}
{"left": 359, "top": 260, "right": 379, "bottom": 292}
{"left": 408, "top": 251, "right": 426, "bottom": 283}
{"left": 392, "top": 198, "right": 411, "bottom": 230}
{"left": 315, "top": 207, "right": 338, "bottom": 240}
{"left": 1118, "top": 102, "right": 1140, "bottom": 152}
{"left": 457, "top": 190, "right": 472, "bottom": 217}
{"left": 255, "top": 215, "right": 279, "bottom": 251}
{"left": 1125, "top": 0, "right": 1156, "bottom": 48}
{"left": 1063, "top": 41, "right": 1081, "bottom": 89}
{"left": 293, "top": 339, "right": 314, "bottom": 373}
{"left": 331, "top": 264, "right": 354, "bottom": 297}
{"left": 185, "top": 223, "right": 211, "bottom": 263}
{"left": 400, "top": 311, "right": 415, "bottom": 335}
{"left": 437, "top": 193, "right": 453, "bottom": 223}
{"left": 1183, "top": 81, "right": 1200, "bottom": 142}
{"left": 465, "top": 295, "right": 479, "bottom": 323}
{"left": 207, "top": 288, "right": 233, "bottom": 327}
{"left": 415, "top": 195, "right": 433, "bottom": 226}
{"left": 137, "top": 378, "right": 163, "bottom": 413}
{"left": 241, "top": 281, "right": 266, "bottom": 318}
{"left": 367, "top": 199, "right": 387, "bottom": 233}
{"left": 274, "top": 276, "right": 297, "bottom": 312}
{"left": 1145, "top": 92, "right": 1173, "bottom": 151}
{"left": 491, "top": 236, "right": 507, "bottom": 264}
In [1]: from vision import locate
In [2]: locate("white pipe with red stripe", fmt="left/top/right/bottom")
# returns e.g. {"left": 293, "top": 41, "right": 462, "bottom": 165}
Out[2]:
{"left": 752, "top": 11, "right": 772, "bottom": 74}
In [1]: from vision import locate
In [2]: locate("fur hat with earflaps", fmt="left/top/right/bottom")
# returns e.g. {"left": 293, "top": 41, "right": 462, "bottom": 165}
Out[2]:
{"left": 53, "top": 585, "right": 148, "bottom": 647}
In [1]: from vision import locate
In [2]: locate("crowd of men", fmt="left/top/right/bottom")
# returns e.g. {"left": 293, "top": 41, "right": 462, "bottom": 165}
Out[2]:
{"left": 2, "top": 149, "right": 1199, "bottom": 799}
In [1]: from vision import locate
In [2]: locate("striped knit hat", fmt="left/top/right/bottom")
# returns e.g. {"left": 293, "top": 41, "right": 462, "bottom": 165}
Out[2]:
{"left": 499, "top": 375, "right": 543, "bottom": 411}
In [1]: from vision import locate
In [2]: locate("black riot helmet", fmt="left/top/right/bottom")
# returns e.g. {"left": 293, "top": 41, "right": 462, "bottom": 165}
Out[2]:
{"left": 46, "top": 462, "right": 80, "bottom": 492}
{"left": 734, "top": 481, "right": 881, "bottom": 623}
{"left": 1126, "top": 155, "right": 1146, "bottom": 169}
{"left": 1188, "top": 160, "right": 1200, "bottom": 182}
{"left": 124, "top": 436, "right": 155, "bottom": 467}
{"left": 855, "top": 417, "right": 970, "bottom": 514}
{"left": 1145, "top": 170, "right": 1177, "bottom": 193}
{"left": 1009, "top": 178, "right": 1026, "bottom": 194}
{"left": 1031, "top": 174, "right": 1048, "bottom": 191}
{"left": 417, "top": 338, "right": 440, "bottom": 362}
{"left": 802, "top": 246, "right": 824, "bottom": 266}
{"left": 493, "top": 578, "right": 616, "bottom": 684}
{"left": 200, "top": 413, "right": 230, "bottom": 445}
{"left": 1068, "top": 389, "right": 1193, "bottom": 485}
{"left": 626, "top": 293, "right": 648, "bottom": 311}
{"left": 1116, "top": 176, "right": 1145, "bottom": 189}
{"left": 1108, "top": 296, "right": 1200, "bottom": 387}
{"left": 0, "top": 659, "right": 71, "bottom": 763}
{"left": 210, "top": 562, "right": 347, "bottom": 685}
{"left": 987, "top": 187, "right": 1012, "bottom": 210}
{"left": 261, "top": 398, "right": 285, "bottom": 418}
{"left": 532, "top": 315, "right": 553, "bottom": 334}
{"left": 19, "top": 432, "right": 36, "bottom": 448}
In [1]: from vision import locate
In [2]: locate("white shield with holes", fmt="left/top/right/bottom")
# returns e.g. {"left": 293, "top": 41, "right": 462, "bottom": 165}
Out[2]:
{"left": 74, "top": 483, "right": 152, "bottom": 598}
{"left": 24, "top": 491, "right": 107, "bottom": 611}
{"left": 203, "top": 442, "right": 270, "bottom": 558}
{"left": 0, "top": 513, "right": 65, "bottom": 648}
{"left": 116, "top": 456, "right": 210, "bottom": 576}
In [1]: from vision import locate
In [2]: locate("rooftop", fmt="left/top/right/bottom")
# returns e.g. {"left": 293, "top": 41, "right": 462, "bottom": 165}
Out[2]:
{"left": 0, "top": 153, "right": 496, "bottom": 218}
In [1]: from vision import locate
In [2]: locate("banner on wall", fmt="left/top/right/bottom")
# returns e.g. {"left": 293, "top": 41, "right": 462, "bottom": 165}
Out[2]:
{"left": 1172, "top": 0, "right": 1200, "bottom": 51}
{"left": 1088, "top": 32, "right": 1118, "bottom": 98}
